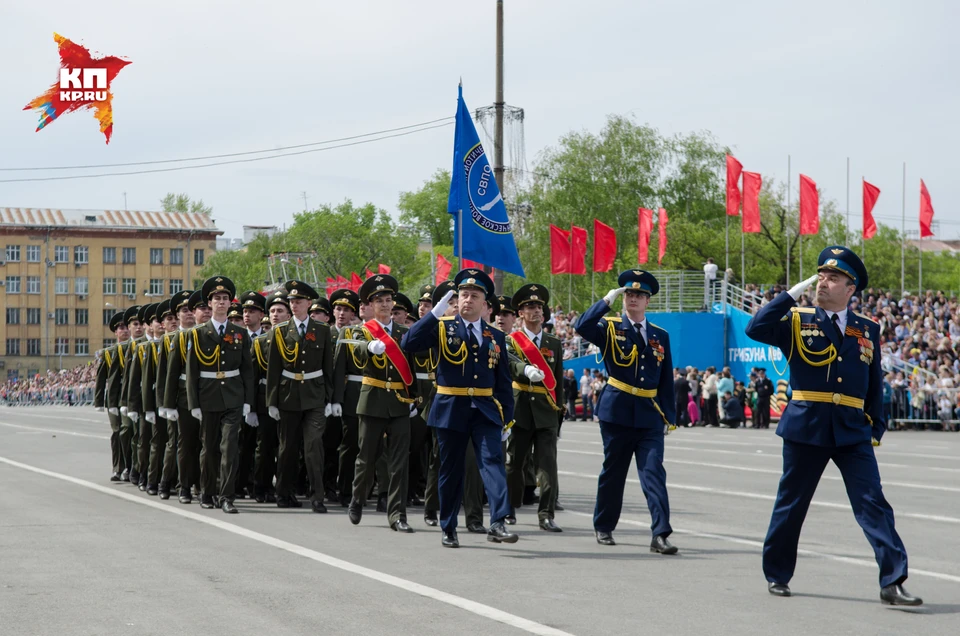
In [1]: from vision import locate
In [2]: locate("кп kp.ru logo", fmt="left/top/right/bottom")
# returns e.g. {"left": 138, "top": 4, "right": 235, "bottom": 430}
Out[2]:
{"left": 23, "top": 33, "right": 131, "bottom": 144}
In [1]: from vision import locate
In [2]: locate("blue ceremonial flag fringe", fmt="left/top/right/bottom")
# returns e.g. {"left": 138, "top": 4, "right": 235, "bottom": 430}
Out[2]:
{"left": 447, "top": 84, "right": 525, "bottom": 278}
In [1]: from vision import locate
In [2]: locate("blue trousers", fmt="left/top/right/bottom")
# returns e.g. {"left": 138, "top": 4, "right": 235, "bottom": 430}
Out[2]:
{"left": 763, "top": 439, "right": 908, "bottom": 587}
{"left": 435, "top": 410, "right": 510, "bottom": 533}
{"left": 593, "top": 420, "right": 672, "bottom": 537}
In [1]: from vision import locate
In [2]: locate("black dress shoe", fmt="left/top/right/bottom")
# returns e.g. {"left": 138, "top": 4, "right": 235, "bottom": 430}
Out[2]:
{"left": 110, "top": 472, "right": 122, "bottom": 482}
{"left": 159, "top": 491, "right": 170, "bottom": 500}
{"left": 221, "top": 500, "right": 238, "bottom": 514}
{"left": 200, "top": 496, "right": 216, "bottom": 509}
{"left": 276, "top": 496, "right": 292, "bottom": 508}
{"left": 376, "top": 494, "right": 388, "bottom": 513}
{"left": 311, "top": 500, "right": 328, "bottom": 514}
{"left": 768, "top": 582, "right": 791, "bottom": 597}
{"left": 325, "top": 488, "right": 339, "bottom": 503}
{"left": 178, "top": 489, "right": 192, "bottom": 504}
{"left": 554, "top": 500, "right": 564, "bottom": 511}
{"left": 650, "top": 535, "right": 678, "bottom": 555}
{"left": 348, "top": 498, "right": 363, "bottom": 525}
{"left": 254, "top": 491, "right": 266, "bottom": 503}
{"left": 504, "top": 514, "right": 517, "bottom": 525}
{"left": 539, "top": 518, "right": 562, "bottom": 532}
{"left": 120, "top": 469, "right": 129, "bottom": 482}
{"left": 596, "top": 531, "right": 615, "bottom": 546}
{"left": 424, "top": 511, "right": 438, "bottom": 527}
{"left": 441, "top": 531, "right": 459, "bottom": 548}
{"left": 408, "top": 494, "right": 423, "bottom": 507}
{"left": 129, "top": 470, "right": 140, "bottom": 484}
{"left": 138, "top": 483, "right": 147, "bottom": 492}
{"left": 391, "top": 519, "right": 414, "bottom": 533}
{"left": 880, "top": 584, "right": 922, "bottom": 606}
{"left": 288, "top": 496, "right": 302, "bottom": 508}
{"left": 466, "top": 521, "right": 487, "bottom": 534}
{"left": 146, "top": 486, "right": 158, "bottom": 496}
{"left": 487, "top": 521, "right": 519, "bottom": 544}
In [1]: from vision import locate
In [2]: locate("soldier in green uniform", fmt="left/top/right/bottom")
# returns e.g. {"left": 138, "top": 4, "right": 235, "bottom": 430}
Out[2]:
{"left": 119, "top": 305, "right": 145, "bottom": 484}
{"left": 266, "top": 280, "right": 335, "bottom": 512}
{"left": 186, "top": 277, "right": 255, "bottom": 513}
{"left": 331, "top": 288, "right": 363, "bottom": 507}
{"left": 504, "top": 284, "right": 565, "bottom": 531}
{"left": 141, "top": 300, "right": 173, "bottom": 495}
{"left": 251, "top": 290, "right": 289, "bottom": 503}
{"left": 128, "top": 303, "right": 160, "bottom": 491}
{"left": 310, "top": 297, "right": 332, "bottom": 325}
{"left": 236, "top": 291, "right": 267, "bottom": 499}
{"left": 346, "top": 274, "right": 418, "bottom": 532}
{"left": 227, "top": 302, "right": 244, "bottom": 327}
{"left": 94, "top": 311, "right": 130, "bottom": 481}
{"left": 155, "top": 294, "right": 185, "bottom": 499}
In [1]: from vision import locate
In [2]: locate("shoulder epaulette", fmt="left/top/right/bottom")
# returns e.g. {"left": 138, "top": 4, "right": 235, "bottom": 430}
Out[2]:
{"left": 438, "top": 316, "right": 455, "bottom": 321}
{"left": 790, "top": 307, "right": 816, "bottom": 314}
{"left": 603, "top": 316, "right": 622, "bottom": 322}
{"left": 486, "top": 324, "right": 503, "bottom": 333}
{"left": 276, "top": 321, "right": 289, "bottom": 328}
{"left": 854, "top": 311, "right": 879, "bottom": 325}
{"left": 648, "top": 321, "right": 662, "bottom": 330}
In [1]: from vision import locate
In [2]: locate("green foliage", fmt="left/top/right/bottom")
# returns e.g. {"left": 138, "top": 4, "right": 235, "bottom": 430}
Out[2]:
{"left": 161, "top": 193, "right": 212, "bottom": 216}
{"left": 398, "top": 169, "right": 453, "bottom": 246}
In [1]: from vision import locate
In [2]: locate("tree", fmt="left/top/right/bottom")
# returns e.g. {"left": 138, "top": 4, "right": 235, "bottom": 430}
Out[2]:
{"left": 161, "top": 193, "right": 213, "bottom": 216}
{"left": 397, "top": 169, "right": 453, "bottom": 246}
{"left": 196, "top": 233, "right": 278, "bottom": 294}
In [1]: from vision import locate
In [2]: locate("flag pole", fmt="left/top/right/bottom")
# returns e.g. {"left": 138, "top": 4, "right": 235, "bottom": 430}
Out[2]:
{"left": 786, "top": 155, "right": 791, "bottom": 287}
{"left": 591, "top": 269, "right": 595, "bottom": 304}
{"left": 725, "top": 215, "right": 730, "bottom": 272}
{"left": 740, "top": 226, "right": 745, "bottom": 290}
{"left": 846, "top": 157, "right": 850, "bottom": 240}
{"left": 458, "top": 209, "right": 464, "bottom": 271}
{"left": 568, "top": 273, "right": 572, "bottom": 311}
{"left": 900, "top": 162, "right": 906, "bottom": 297}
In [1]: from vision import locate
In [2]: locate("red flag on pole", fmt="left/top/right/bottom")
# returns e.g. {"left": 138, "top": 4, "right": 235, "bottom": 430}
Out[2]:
{"left": 336, "top": 274, "right": 348, "bottom": 290}
{"left": 799, "top": 174, "right": 819, "bottom": 235}
{"left": 862, "top": 180, "right": 880, "bottom": 240}
{"left": 378, "top": 263, "right": 391, "bottom": 274}
{"left": 550, "top": 224, "right": 571, "bottom": 274}
{"left": 726, "top": 155, "right": 743, "bottom": 217}
{"left": 349, "top": 272, "right": 363, "bottom": 292}
{"left": 638, "top": 208, "right": 653, "bottom": 264}
{"left": 592, "top": 219, "right": 616, "bottom": 272}
{"left": 435, "top": 253, "right": 452, "bottom": 285}
{"left": 570, "top": 225, "right": 587, "bottom": 275}
{"left": 920, "top": 180, "right": 935, "bottom": 238}
{"left": 741, "top": 171, "right": 762, "bottom": 233}
{"left": 657, "top": 208, "right": 669, "bottom": 265}
{"left": 326, "top": 277, "right": 336, "bottom": 298}
{"left": 365, "top": 268, "right": 374, "bottom": 279}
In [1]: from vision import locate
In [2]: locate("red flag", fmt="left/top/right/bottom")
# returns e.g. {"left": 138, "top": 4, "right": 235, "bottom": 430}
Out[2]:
{"left": 365, "top": 268, "right": 375, "bottom": 279}
{"left": 461, "top": 257, "right": 482, "bottom": 269}
{"left": 742, "top": 171, "right": 762, "bottom": 233}
{"left": 378, "top": 263, "right": 391, "bottom": 274}
{"left": 435, "top": 253, "right": 452, "bottom": 285}
{"left": 726, "top": 155, "right": 743, "bottom": 217}
{"left": 799, "top": 174, "right": 819, "bottom": 235}
{"left": 336, "top": 274, "right": 348, "bottom": 290}
{"left": 920, "top": 179, "right": 935, "bottom": 238}
{"left": 863, "top": 179, "right": 880, "bottom": 240}
{"left": 349, "top": 272, "right": 363, "bottom": 292}
{"left": 592, "top": 219, "right": 616, "bottom": 272}
{"left": 325, "top": 277, "right": 336, "bottom": 298}
{"left": 550, "top": 224, "right": 571, "bottom": 274}
{"left": 657, "top": 208, "right": 669, "bottom": 265}
{"left": 638, "top": 208, "right": 653, "bottom": 264}
{"left": 570, "top": 225, "right": 587, "bottom": 275}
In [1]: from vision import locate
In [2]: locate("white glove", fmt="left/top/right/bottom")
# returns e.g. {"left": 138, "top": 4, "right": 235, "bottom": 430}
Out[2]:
{"left": 331, "top": 403, "right": 342, "bottom": 417}
{"left": 324, "top": 403, "right": 333, "bottom": 417}
{"left": 367, "top": 340, "right": 386, "bottom": 355}
{"left": 120, "top": 406, "right": 128, "bottom": 416}
{"left": 246, "top": 411, "right": 259, "bottom": 427}
{"left": 603, "top": 287, "right": 627, "bottom": 306}
{"left": 129, "top": 412, "right": 139, "bottom": 424}
{"left": 108, "top": 407, "right": 119, "bottom": 416}
{"left": 145, "top": 411, "right": 156, "bottom": 424}
{"left": 191, "top": 408, "right": 202, "bottom": 420}
{"left": 243, "top": 403, "right": 251, "bottom": 417}
{"left": 167, "top": 409, "right": 179, "bottom": 422}
{"left": 159, "top": 407, "right": 170, "bottom": 419}
{"left": 665, "top": 424, "right": 671, "bottom": 435}
{"left": 268, "top": 406, "right": 280, "bottom": 421}
{"left": 431, "top": 290, "right": 455, "bottom": 318}
{"left": 410, "top": 406, "right": 419, "bottom": 419}
{"left": 524, "top": 365, "right": 545, "bottom": 383}
{"left": 96, "top": 406, "right": 105, "bottom": 412}
{"left": 788, "top": 274, "right": 819, "bottom": 301}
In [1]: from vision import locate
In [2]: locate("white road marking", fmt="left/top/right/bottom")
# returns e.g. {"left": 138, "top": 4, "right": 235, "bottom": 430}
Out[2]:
{"left": 0, "top": 421, "right": 109, "bottom": 440}
{"left": 0, "top": 455, "right": 574, "bottom": 636}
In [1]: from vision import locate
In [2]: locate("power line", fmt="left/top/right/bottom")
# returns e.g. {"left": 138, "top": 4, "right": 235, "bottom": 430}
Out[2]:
{"left": 0, "top": 122, "right": 453, "bottom": 184}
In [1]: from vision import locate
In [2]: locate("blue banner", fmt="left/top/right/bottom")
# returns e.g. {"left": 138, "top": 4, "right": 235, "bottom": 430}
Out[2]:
{"left": 447, "top": 84, "right": 525, "bottom": 277}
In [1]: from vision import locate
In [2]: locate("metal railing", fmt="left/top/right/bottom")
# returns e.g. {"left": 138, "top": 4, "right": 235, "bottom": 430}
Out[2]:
{"left": 646, "top": 270, "right": 713, "bottom": 313}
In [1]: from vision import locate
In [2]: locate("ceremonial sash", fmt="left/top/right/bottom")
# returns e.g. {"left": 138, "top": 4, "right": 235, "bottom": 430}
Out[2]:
{"left": 364, "top": 320, "right": 413, "bottom": 387}
{"left": 509, "top": 331, "right": 557, "bottom": 402}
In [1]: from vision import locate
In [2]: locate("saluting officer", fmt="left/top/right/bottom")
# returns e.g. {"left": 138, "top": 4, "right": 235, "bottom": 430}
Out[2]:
{"left": 186, "top": 276, "right": 255, "bottom": 514}
{"left": 154, "top": 295, "right": 183, "bottom": 499}
{"left": 235, "top": 291, "right": 267, "bottom": 499}
{"left": 505, "top": 284, "right": 565, "bottom": 532}
{"left": 95, "top": 311, "right": 131, "bottom": 481}
{"left": 745, "top": 246, "right": 921, "bottom": 606}
{"left": 250, "top": 290, "right": 289, "bottom": 503}
{"left": 266, "top": 280, "right": 335, "bottom": 513}
{"left": 574, "top": 270, "right": 678, "bottom": 554}
{"left": 402, "top": 269, "right": 517, "bottom": 548}
{"left": 119, "top": 304, "right": 146, "bottom": 485}
{"left": 330, "top": 288, "right": 363, "bottom": 506}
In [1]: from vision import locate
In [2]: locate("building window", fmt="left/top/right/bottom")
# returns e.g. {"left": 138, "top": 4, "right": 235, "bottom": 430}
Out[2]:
{"left": 6, "top": 339, "right": 20, "bottom": 356}
{"left": 122, "top": 247, "right": 136, "bottom": 264}
{"left": 26, "top": 245, "right": 41, "bottom": 262}
{"left": 169, "top": 279, "right": 184, "bottom": 295}
{"left": 27, "top": 339, "right": 41, "bottom": 356}
{"left": 5, "top": 276, "right": 20, "bottom": 293}
{"left": 75, "top": 277, "right": 89, "bottom": 295}
{"left": 75, "top": 339, "right": 89, "bottom": 356}
{"left": 103, "top": 246, "right": 116, "bottom": 264}
{"left": 102, "top": 309, "right": 114, "bottom": 325}
{"left": 75, "top": 309, "right": 89, "bottom": 325}
{"left": 26, "top": 308, "right": 41, "bottom": 325}
{"left": 6, "top": 308, "right": 20, "bottom": 324}
{"left": 103, "top": 278, "right": 117, "bottom": 294}
{"left": 150, "top": 248, "right": 163, "bottom": 265}
{"left": 55, "top": 277, "right": 69, "bottom": 294}
{"left": 74, "top": 246, "right": 89, "bottom": 264}
{"left": 5, "top": 245, "right": 20, "bottom": 262}
{"left": 55, "top": 308, "right": 69, "bottom": 325}
{"left": 54, "top": 338, "right": 69, "bottom": 355}
{"left": 149, "top": 278, "right": 163, "bottom": 295}
{"left": 194, "top": 249, "right": 204, "bottom": 266}
{"left": 170, "top": 248, "right": 184, "bottom": 265}
{"left": 122, "top": 278, "right": 136, "bottom": 296}
{"left": 54, "top": 245, "right": 69, "bottom": 263}
{"left": 26, "top": 276, "right": 40, "bottom": 294}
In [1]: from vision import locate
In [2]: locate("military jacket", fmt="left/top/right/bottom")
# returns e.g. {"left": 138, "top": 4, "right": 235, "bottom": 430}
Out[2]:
{"left": 332, "top": 325, "right": 366, "bottom": 418}
{"left": 506, "top": 329, "right": 565, "bottom": 430}
{"left": 120, "top": 336, "right": 147, "bottom": 411}
{"left": 352, "top": 321, "right": 418, "bottom": 419}
{"left": 186, "top": 320, "right": 255, "bottom": 412}
{"left": 163, "top": 328, "right": 192, "bottom": 411}
{"left": 103, "top": 342, "right": 128, "bottom": 410}
{"left": 251, "top": 330, "right": 273, "bottom": 414}
{"left": 266, "top": 317, "right": 334, "bottom": 412}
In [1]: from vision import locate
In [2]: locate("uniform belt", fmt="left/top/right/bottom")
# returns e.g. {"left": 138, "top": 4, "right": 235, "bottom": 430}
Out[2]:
{"left": 791, "top": 390, "right": 864, "bottom": 409}
{"left": 415, "top": 372, "right": 435, "bottom": 381}
{"left": 259, "top": 378, "right": 267, "bottom": 386}
{"left": 606, "top": 377, "right": 657, "bottom": 398}
{"left": 362, "top": 377, "right": 407, "bottom": 391}
{"left": 346, "top": 374, "right": 364, "bottom": 382}
{"left": 282, "top": 369, "right": 323, "bottom": 381}
{"left": 436, "top": 386, "right": 493, "bottom": 397}
{"left": 199, "top": 369, "right": 240, "bottom": 379}
{"left": 512, "top": 381, "right": 551, "bottom": 396}
{"left": 179, "top": 374, "right": 186, "bottom": 381}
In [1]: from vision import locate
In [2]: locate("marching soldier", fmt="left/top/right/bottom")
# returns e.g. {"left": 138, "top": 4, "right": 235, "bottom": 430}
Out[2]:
{"left": 186, "top": 276, "right": 255, "bottom": 513}
{"left": 236, "top": 291, "right": 267, "bottom": 498}
{"left": 309, "top": 297, "right": 332, "bottom": 325}
{"left": 251, "top": 290, "right": 289, "bottom": 503}
{"left": 141, "top": 300, "right": 174, "bottom": 496}
{"left": 574, "top": 270, "right": 678, "bottom": 554}
{"left": 504, "top": 284, "right": 564, "bottom": 532}
{"left": 154, "top": 294, "right": 185, "bottom": 499}
{"left": 119, "top": 305, "right": 145, "bottom": 484}
{"left": 309, "top": 296, "right": 340, "bottom": 501}
{"left": 493, "top": 294, "right": 516, "bottom": 333}
{"left": 401, "top": 269, "right": 518, "bottom": 548}
{"left": 129, "top": 303, "right": 160, "bottom": 492}
{"left": 745, "top": 246, "right": 921, "bottom": 605}
{"left": 346, "top": 274, "right": 418, "bottom": 532}
{"left": 407, "top": 284, "right": 436, "bottom": 507}
{"left": 266, "top": 280, "right": 335, "bottom": 512}
{"left": 94, "top": 311, "right": 130, "bottom": 481}
{"left": 330, "top": 288, "right": 363, "bottom": 506}
{"left": 227, "top": 302, "right": 244, "bottom": 327}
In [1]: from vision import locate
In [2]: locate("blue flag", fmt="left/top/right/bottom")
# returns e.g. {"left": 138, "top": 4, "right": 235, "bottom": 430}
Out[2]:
{"left": 447, "top": 85, "right": 525, "bottom": 278}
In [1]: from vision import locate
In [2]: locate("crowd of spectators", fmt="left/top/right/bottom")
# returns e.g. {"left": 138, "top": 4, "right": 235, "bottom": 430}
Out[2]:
{"left": 0, "top": 364, "right": 96, "bottom": 406}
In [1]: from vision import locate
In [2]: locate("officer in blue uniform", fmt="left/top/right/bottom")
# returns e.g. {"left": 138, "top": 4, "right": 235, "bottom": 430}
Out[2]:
{"left": 746, "top": 245, "right": 921, "bottom": 606}
{"left": 574, "top": 269, "right": 678, "bottom": 554}
{"left": 401, "top": 269, "right": 518, "bottom": 548}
